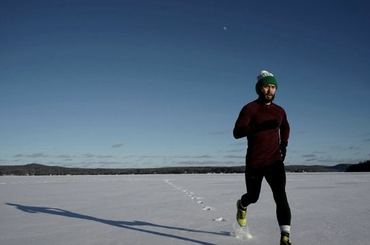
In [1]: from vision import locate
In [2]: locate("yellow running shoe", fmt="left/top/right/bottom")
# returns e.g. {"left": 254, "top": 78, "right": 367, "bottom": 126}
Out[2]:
{"left": 280, "top": 233, "right": 292, "bottom": 245}
{"left": 236, "top": 200, "right": 247, "bottom": 227}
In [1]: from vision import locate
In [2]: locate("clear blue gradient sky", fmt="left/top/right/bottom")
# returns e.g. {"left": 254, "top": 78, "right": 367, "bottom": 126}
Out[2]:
{"left": 1, "top": 0, "right": 370, "bottom": 168}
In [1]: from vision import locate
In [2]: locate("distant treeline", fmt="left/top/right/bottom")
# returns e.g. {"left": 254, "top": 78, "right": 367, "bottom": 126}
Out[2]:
{"left": 0, "top": 161, "right": 369, "bottom": 176}
{"left": 346, "top": 160, "right": 370, "bottom": 172}
{"left": 0, "top": 164, "right": 245, "bottom": 176}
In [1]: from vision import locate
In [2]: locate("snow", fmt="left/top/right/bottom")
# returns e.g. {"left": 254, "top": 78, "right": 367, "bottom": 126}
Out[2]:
{"left": 1, "top": 173, "right": 369, "bottom": 245}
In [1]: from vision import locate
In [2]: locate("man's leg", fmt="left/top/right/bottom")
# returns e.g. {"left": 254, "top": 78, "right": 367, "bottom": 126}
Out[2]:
{"left": 236, "top": 166, "right": 264, "bottom": 227}
{"left": 265, "top": 161, "right": 291, "bottom": 226}
{"left": 265, "top": 161, "right": 292, "bottom": 244}
{"left": 241, "top": 166, "right": 264, "bottom": 207}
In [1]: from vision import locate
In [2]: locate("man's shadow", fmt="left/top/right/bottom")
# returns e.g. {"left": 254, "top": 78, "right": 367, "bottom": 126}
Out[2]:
{"left": 6, "top": 203, "right": 230, "bottom": 245}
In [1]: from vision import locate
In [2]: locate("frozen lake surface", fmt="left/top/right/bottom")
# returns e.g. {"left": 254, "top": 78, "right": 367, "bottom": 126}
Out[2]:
{"left": 1, "top": 173, "right": 369, "bottom": 245}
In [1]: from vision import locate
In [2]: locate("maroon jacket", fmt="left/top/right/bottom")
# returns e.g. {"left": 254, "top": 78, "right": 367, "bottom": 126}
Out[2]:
{"left": 233, "top": 99, "right": 290, "bottom": 168}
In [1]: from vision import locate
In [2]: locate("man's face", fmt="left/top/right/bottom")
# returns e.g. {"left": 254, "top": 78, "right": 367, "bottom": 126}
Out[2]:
{"left": 259, "top": 84, "right": 276, "bottom": 103}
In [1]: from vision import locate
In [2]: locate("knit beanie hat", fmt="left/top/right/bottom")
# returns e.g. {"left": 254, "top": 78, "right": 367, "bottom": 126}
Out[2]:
{"left": 255, "top": 70, "right": 278, "bottom": 94}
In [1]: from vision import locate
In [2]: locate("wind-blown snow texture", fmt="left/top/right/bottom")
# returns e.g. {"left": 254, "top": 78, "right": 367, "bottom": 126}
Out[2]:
{"left": 1, "top": 173, "right": 369, "bottom": 245}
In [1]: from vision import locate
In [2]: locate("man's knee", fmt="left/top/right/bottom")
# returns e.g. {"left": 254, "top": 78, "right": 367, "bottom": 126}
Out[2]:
{"left": 242, "top": 193, "right": 259, "bottom": 205}
{"left": 273, "top": 192, "right": 289, "bottom": 207}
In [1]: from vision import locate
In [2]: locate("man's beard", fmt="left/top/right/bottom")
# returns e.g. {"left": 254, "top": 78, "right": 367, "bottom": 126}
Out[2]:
{"left": 259, "top": 93, "right": 275, "bottom": 103}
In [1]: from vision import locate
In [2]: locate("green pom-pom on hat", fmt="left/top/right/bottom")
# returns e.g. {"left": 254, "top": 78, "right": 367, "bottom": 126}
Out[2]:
{"left": 255, "top": 70, "right": 278, "bottom": 94}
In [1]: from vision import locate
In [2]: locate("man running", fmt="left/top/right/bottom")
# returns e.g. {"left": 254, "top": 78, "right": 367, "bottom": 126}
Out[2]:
{"left": 233, "top": 70, "right": 292, "bottom": 245}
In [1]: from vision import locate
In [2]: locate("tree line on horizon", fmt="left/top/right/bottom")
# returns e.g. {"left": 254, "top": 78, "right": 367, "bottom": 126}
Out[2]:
{"left": 346, "top": 160, "right": 370, "bottom": 172}
{"left": 0, "top": 160, "right": 369, "bottom": 176}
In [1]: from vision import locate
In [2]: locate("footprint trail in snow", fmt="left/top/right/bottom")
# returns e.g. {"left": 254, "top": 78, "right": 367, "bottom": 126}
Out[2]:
{"left": 164, "top": 179, "right": 227, "bottom": 223}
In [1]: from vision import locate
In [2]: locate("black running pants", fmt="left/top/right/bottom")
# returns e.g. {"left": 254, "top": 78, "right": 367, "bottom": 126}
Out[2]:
{"left": 241, "top": 160, "right": 291, "bottom": 226}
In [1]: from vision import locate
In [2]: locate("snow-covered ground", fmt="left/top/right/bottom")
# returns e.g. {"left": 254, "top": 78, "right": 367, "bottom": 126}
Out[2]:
{"left": 1, "top": 173, "right": 369, "bottom": 245}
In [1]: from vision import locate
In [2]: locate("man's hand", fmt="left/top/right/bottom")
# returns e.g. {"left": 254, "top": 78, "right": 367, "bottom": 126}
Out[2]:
{"left": 280, "top": 142, "right": 288, "bottom": 161}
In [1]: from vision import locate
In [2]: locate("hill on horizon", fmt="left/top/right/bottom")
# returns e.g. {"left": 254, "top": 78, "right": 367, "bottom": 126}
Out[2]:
{"left": 0, "top": 162, "right": 367, "bottom": 176}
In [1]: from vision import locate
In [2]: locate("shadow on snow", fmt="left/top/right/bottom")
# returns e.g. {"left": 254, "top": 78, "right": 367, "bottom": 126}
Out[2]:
{"left": 6, "top": 203, "right": 230, "bottom": 245}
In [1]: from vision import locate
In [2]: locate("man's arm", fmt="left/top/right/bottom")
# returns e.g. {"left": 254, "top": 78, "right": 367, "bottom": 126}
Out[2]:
{"left": 233, "top": 106, "right": 254, "bottom": 139}
{"left": 280, "top": 110, "right": 290, "bottom": 144}
{"left": 280, "top": 110, "right": 290, "bottom": 161}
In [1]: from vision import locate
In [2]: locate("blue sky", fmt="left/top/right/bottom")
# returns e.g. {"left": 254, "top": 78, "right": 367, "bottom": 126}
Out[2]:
{"left": 1, "top": 0, "right": 369, "bottom": 168}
